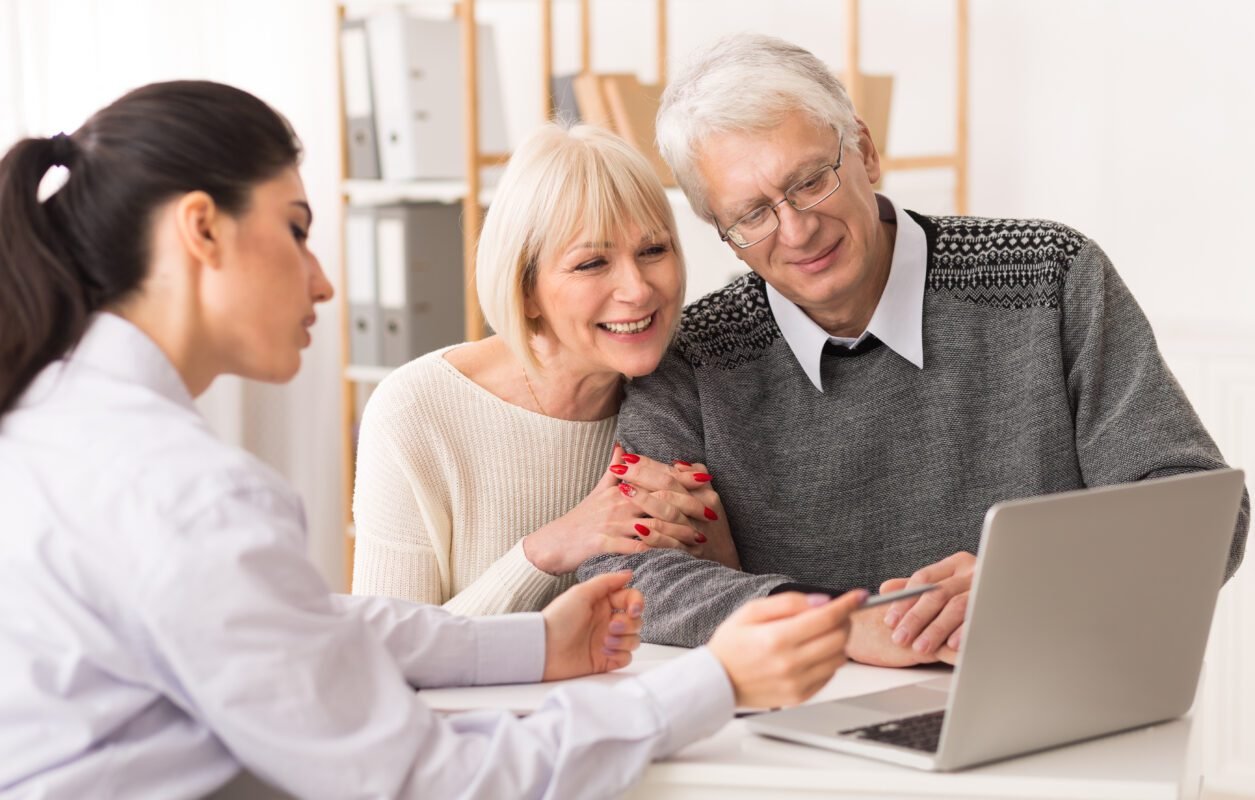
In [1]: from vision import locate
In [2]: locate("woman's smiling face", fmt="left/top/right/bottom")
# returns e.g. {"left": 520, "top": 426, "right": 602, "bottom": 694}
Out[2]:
{"left": 526, "top": 222, "right": 684, "bottom": 380}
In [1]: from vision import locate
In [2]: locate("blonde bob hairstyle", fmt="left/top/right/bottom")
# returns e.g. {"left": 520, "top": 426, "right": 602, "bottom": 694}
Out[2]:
{"left": 476, "top": 123, "right": 684, "bottom": 373}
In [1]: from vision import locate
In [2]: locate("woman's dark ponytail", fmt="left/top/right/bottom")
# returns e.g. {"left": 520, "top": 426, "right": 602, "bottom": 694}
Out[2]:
{"left": 0, "top": 81, "right": 301, "bottom": 418}
{"left": 0, "top": 135, "right": 92, "bottom": 418}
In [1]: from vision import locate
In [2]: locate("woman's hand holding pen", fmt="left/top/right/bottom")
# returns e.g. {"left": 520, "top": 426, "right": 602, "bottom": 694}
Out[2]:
{"left": 708, "top": 589, "right": 866, "bottom": 708}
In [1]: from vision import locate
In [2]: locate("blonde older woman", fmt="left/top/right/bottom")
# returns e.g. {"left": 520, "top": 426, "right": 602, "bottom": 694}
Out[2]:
{"left": 352, "top": 124, "right": 737, "bottom": 614}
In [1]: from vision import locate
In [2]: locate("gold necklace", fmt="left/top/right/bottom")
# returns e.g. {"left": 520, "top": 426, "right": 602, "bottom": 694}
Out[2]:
{"left": 522, "top": 369, "right": 548, "bottom": 416}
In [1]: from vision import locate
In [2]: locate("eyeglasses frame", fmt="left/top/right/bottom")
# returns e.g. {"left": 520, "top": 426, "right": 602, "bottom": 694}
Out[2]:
{"left": 716, "top": 133, "right": 848, "bottom": 249}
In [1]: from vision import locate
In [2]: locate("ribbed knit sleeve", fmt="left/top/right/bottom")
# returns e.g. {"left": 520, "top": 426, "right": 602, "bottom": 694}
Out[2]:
{"left": 351, "top": 348, "right": 617, "bottom": 615}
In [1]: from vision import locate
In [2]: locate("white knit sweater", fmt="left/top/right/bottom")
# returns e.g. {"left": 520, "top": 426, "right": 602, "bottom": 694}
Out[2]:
{"left": 351, "top": 346, "right": 618, "bottom": 615}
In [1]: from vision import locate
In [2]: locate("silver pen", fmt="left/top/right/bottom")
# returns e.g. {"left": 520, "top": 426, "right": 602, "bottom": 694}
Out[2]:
{"left": 859, "top": 583, "right": 939, "bottom": 609}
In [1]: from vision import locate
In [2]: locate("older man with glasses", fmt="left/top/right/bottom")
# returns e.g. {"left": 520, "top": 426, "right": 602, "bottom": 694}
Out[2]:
{"left": 579, "top": 33, "right": 1248, "bottom": 666}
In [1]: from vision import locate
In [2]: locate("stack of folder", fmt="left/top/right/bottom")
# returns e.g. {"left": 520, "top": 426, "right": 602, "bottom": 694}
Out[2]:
{"left": 345, "top": 203, "right": 466, "bottom": 368}
{"left": 339, "top": 8, "right": 508, "bottom": 368}
{"left": 552, "top": 72, "right": 674, "bottom": 187}
{"left": 340, "top": 8, "right": 508, "bottom": 181}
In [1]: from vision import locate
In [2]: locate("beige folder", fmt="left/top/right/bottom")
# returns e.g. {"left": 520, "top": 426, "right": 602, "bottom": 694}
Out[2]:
{"left": 600, "top": 74, "right": 675, "bottom": 187}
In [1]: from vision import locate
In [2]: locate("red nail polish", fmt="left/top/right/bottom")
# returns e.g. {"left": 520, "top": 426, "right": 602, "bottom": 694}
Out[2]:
{"left": 693, "top": 473, "right": 712, "bottom": 483}
{"left": 703, "top": 507, "right": 718, "bottom": 521}
{"left": 622, "top": 453, "right": 641, "bottom": 464}
{"left": 609, "top": 464, "right": 628, "bottom": 475}
{"left": 695, "top": 533, "right": 708, "bottom": 543}
{"left": 619, "top": 483, "right": 637, "bottom": 498}
{"left": 673, "top": 459, "right": 692, "bottom": 467}
{"left": 634, "top": 523, "right": 650, "bottom": 536}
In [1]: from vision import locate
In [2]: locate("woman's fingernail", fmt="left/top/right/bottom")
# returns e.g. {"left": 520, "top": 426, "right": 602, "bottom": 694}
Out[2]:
{"left": 609, "top": 464, "right": 628, "bottom": 475}
{"left": 913, "top": 636, "right": 931, "bottom": 654}
{"left": 948, "top": 632, "right": 961, "bottom": 649}
{"left": 695, "top": 533, "right": 708, "bottom": 543}
{"left": 622, "top": 453, "right": 641, "bottom": 464}
{"left": 604, "top": 635, "right": 624, "bottom": 648}
{"left": 673, "top": 459, "right": 692, "bottom": 467}
{"left": 892, "top": 627, "right": 910, "bottom": 645}
{"left": 629, "top": 602, "right": 644, "bottom": 617}
{"left": 609, "top": 620, "right": 627, "bottom": 634}
{"left": 884, "top": 611, "right": 900, "bottom": 627}
{"left": 703, "top": 507, "right": 718, "bottom": 521}
{"left": 693, "top": 473, "right": 712, "bottom": 483}
{"left": 807, "top": 593, "right": 831, "bottom": 606}
{"left": 634, "top": 523, "right": 650, "bottom": 537}
{"left": 619, "top": 483, "right": 637, "bottom": 498}
{"left": 602, "top": 646, "right": 618, "bottom": 656}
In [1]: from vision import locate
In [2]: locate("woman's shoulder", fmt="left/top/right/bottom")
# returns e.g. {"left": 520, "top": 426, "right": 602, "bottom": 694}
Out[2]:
{"left": 377, "top": 344, "right": 467, "bottom": 393}
{"left": 361, "top": 339, "right": 520, "bottom": 435}
{"left": 360, "top": 346, "right": 470, "bottom": 431}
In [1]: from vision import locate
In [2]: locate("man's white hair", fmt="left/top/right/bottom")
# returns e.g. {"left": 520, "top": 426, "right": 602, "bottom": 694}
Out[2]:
{"left": 656, "top": 33, "right": 860, "bottom": 226}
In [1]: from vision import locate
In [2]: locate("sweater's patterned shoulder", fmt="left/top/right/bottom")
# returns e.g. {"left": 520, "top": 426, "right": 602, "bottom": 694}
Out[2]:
{"left": 672, "top": 272, "right": 780, "bottom": 370}
{"left": 917, "top": 213, "right": 1088, "bottom": 310}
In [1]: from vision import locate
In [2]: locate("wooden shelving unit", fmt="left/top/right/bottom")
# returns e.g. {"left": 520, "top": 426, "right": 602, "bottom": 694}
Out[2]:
{"left": 334, "top": 0, "right": 970, "bottom": 589}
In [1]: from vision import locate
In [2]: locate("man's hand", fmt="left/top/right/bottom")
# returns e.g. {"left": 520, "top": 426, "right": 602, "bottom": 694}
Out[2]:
{"left": 541, "top": 571, "right": 644, "bottom": 681}
{"left": 879, "top": 551, "right": 976, "bottom": 657}
{"left": 846, "top": 605, "right": 959, "bottom": 667}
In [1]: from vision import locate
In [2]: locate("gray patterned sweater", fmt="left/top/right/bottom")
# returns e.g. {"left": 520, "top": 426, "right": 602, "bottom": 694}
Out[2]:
{"left": 578, "top": 212, "right": 1250, "bottom": 647}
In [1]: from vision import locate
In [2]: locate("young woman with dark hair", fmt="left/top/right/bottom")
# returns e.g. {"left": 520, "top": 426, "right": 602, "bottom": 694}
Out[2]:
{"left": 0, "top": 80, "right": 863, "bottom": 799}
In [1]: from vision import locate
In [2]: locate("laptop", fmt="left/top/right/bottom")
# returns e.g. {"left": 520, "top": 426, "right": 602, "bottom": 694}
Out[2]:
{"left": 747, "top": 468, "right": 1247, "bottom": 771}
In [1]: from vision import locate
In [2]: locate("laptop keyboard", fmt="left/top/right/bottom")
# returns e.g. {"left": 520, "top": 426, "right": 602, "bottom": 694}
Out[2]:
{"left": 839, "top": 709, "right": 946, "bottom": 753}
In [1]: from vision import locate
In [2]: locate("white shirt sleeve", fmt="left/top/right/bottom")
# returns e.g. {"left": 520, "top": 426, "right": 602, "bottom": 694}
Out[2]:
{"left": 134, "top": 485, "right": 734, "bottom": 799}
{"left": 329, "top": 591, "right": 545, "bottom": 688}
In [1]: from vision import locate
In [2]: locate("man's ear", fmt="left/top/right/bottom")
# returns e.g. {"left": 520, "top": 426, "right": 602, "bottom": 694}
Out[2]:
{"left": 174, "top": 191, "right": 222, "bottom": 268}
{"left": 854, "top": 116, "right": 882, "bottom": 185}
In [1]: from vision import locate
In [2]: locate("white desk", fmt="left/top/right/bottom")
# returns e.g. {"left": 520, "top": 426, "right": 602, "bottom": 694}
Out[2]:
{"left": 420, "top": 644, "right": 1202, "bottom": 800}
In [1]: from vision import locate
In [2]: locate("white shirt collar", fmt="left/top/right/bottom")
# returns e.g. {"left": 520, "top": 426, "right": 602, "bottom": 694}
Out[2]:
{"left": 765, "top": 194, "right": 927, "bottom": 392}
{"left": 69, "top": 312, "right": 197, "bottom": 411}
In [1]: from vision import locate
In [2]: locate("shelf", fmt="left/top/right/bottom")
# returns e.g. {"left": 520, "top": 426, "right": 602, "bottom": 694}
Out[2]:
{"left": 880, "top": 154, "right": 962, "bottom": 172}
{"left": 344, "top": 364, "right": 395, "bottom": 384}
{"left": 342, "top": 178, "right": 497, "bottom": 207}
{"left": 335, "top": 0, "right": 970, "bottom": 592}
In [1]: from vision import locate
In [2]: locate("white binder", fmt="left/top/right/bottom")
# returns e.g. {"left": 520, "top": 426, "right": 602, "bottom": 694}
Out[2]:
{"left": 375, "top": 203, "right": 465, "bottom": 367}
{"left": 345, "top": 208, "right": 382, "bottom": 366}
{"left": 366, "top": 8, "right": 508, "bottom": 180}
{"left": 340, "top": 19, "right": 380, "bottom": 179}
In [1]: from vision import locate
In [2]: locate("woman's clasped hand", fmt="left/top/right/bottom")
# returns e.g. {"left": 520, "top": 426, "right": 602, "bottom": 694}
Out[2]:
{"left": 523, "top": 444, "right": 740, "bottom": 575}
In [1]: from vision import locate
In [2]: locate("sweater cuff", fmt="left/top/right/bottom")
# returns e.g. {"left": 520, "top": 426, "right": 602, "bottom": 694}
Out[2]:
{"left": 624, "top": 646, "right": 735, "bottom": 757}
{"left": 472, "top": 612, "right": 545, "bottom": 685}
{"left": 497, "top": 539, "right": 565, "bottom": 609}
{"left": 769, "top": 581, "right": 848, "bottom": 597}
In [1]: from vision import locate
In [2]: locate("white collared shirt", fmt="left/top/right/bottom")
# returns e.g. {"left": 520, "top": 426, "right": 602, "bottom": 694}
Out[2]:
{"left": 766, "top": 194, "right": 927, "bottom": 390}
{"left": 0, "top": 314, "right": 732, "bottom": 799}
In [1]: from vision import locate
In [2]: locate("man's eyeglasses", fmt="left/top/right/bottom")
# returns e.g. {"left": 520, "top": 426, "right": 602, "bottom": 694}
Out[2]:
{"left": 718, "top": 134, "right": 846, "bottom": 249}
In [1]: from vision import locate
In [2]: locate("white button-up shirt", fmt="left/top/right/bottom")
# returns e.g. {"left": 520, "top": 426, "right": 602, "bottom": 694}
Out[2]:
{"left": 0, "top": 314, "right": 733, "bottom": 799}
{"left": 766, "top": 194, "right": 928, "bottom": 391}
